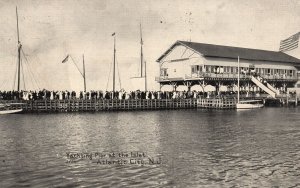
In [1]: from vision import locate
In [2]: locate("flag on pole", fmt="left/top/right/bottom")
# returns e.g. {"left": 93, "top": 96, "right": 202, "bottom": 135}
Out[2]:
{"left": 112, "top": 32, "right": 115, "bottom": 36}
{"left": 62, "top": 54, "right": 69, "bottom": 63}
{"left": 279, "top": 32, "right": 300, "bottom": 52}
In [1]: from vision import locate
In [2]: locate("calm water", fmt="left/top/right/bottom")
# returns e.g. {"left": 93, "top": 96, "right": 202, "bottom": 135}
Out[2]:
{"left": 0, "top": 107, "right": 300, "bottom": 187}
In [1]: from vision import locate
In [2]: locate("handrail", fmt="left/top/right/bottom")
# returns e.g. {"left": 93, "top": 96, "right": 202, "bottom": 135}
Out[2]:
{"left": 177, "top": 73, "right": 298, "bottom": 80}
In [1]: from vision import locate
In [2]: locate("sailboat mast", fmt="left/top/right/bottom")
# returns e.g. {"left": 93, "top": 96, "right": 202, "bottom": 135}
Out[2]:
{"left": 16, "top": 6, "right": 22, "bottom": 92}
{"left": 140, "top": 23, "right": 143, "bottom": 78}
{"left": 113, "top": 34, "right": 116, "bottom": 92}
{"left": 83, "top": 54, "right": 86, "bottom": 92}
{"left": 145, "top": 61, "right": 147, "bottom": 91}
{"left": 237, "top": 56, "right": 240, "bottom": 103}
{"left": 16, "top": 7, "right": 20, "bottom": 43}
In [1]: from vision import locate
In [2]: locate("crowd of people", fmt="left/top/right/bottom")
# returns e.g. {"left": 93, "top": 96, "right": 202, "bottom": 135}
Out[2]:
{"left": 0, "top": 90, "right": 200, "bottom": 100}
{"left": 0, "top": 89, "right": 263, "bottom": 101}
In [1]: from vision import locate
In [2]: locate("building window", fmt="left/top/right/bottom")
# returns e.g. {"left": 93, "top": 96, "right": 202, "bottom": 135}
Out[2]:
{"left": 224, "top": 66, "right": 228, "bottom": 73}
{"left": 215, "top": 66, "right": 223, "bottom": 74}
{"left": 191, "top": 65, "right": 202, "bottom": 74}
{"left": 191, "top": 66, "right": 195, "bottom": 74}
{"left": 279, "top": 69, "right": 283, "bottom": 75}
{"left": 241, "top": 67, "right": 247, "bottom": 74}
{"left": 205, "top": 66, "right": 210, "bottom": 73}
{"left": 160, "top": 69, "right": 168, "bottom": 76}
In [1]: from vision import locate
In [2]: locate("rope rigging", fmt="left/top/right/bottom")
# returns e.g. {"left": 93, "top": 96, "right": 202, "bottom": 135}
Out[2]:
{"left": 21, "top": 58, "right": 26, "bottom": 90}
{"left": 12, "top": 56, "right": 18, "bottom": 90}
{"left": 26, "top": 53, "right": 50, "bottom": 89}
{"left": 69, "top": 55, "right": 84, "bottom": 77}
{"left": 0, "top": 70, "right": 10, "bottom": 91}
{"left": 21, "top": 48, "right": 40, "bottom": 90}
{"left": 106, "top": 56, "right": 113, "bottom": 91}
{"left": 106, "top": 52, "right": 122, "bottom": 91}
{"left": 116, "top": 56, "right": 122, "bottom": 90}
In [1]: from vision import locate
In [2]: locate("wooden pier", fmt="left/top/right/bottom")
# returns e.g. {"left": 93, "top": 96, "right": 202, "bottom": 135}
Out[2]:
{"left": 197, "top": 97, "right": 299, "bottom": 109}
{"left": 197, "top": 98, "right": 237, "bottom": 109}
{"left": 1, "top": 96, "right": 298, "bottom": 113}
{"left": 0, "top": 99, "right": 198, "bottom": 113}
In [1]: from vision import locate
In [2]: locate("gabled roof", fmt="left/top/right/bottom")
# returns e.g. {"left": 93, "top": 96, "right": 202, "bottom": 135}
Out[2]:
{"left": 157, "top": 40, "right": 300, "bottom": 64}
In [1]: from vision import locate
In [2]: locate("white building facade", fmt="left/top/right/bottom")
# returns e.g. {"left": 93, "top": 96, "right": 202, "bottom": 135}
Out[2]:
{"left": 156, "top": 41, "right": 300, "bottom": 95}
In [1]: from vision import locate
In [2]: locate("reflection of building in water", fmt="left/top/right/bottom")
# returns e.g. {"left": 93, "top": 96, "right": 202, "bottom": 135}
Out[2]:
{"left": 156, "top": 41, "right": 300, "bottom": 97}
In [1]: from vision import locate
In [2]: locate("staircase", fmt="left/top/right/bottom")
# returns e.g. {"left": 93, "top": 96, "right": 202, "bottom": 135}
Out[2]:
{"left": 266, "top": 83, "right": 280, "bottom": 95}
{"left": 251, "top": 76, "right": 277, "bottom": 98}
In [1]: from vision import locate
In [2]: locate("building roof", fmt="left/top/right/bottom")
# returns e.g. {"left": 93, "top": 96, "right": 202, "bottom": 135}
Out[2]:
{"left": 157, "top": 40, "right": 300, "bottom": 64}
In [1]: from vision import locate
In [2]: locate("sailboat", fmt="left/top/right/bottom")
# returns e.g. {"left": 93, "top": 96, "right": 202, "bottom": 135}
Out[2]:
{"left": 0, "top": 7, "right": 23, "bottom": 114}
{"left": 236, "top": 56, "right": 264, "bottom": 109}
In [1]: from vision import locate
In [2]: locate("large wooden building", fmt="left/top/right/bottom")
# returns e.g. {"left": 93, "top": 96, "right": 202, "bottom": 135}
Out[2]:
{"left": 156, "top": 41, "right": 300, "bottom": 97}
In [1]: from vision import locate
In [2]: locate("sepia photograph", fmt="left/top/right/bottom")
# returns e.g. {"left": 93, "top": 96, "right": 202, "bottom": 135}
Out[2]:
{"left": 0, "top": 0, "right": 300, "bottom": 187}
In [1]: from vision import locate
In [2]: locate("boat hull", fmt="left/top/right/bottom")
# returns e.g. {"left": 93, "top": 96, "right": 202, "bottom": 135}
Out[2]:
{"left": 0, "top": 109, "right": 23, "bottom": 115}
{"left": 236, "top": 103, "right": 264, "bottom": 109}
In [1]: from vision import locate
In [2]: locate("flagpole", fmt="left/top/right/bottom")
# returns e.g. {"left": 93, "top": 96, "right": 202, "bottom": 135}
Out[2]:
{"left": 145, "top": 61, "right": 147, "bottom": 92}
{"left": 140, "top": 23, "right": 143, "bottom": 78}
{"left": 237, "top": 56, "right": 240, "bottom": 103}
{"left": 113, "top": 33, "right": 116, "bottom": 93}
{"left": 83, "top": 54, "right": 86, "bottom": 92}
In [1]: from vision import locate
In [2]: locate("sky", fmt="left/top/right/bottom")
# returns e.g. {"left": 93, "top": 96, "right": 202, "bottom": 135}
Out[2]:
{"left": 0, "top": 0, "right": 300, "bottom": 91}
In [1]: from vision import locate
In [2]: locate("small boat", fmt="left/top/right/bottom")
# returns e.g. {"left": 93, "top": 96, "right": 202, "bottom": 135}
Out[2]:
{"left": 0, "top": 108, "right": 23, "bottom": 115}
{"left": 236, "top": 100, "right": 264, "bottom": 109}
{"left": 0, "top": 103, "right": 23, "bottom": 114}
{"left": 236, "top": 56, "right": 264, "bottom": 109}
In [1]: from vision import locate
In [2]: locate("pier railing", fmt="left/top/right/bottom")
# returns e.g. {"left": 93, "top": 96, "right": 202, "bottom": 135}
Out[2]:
{"left": 0, "top": 99, "right": 198, "bottom": 113}
{"left": 197, "top": 98, "right": 237, "bottom": 109}
{"left": 157, "top": 73, "right": 297, "bottom": 81}
{"left": 1, "top": 96, "right": 297, "bottom": 113}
